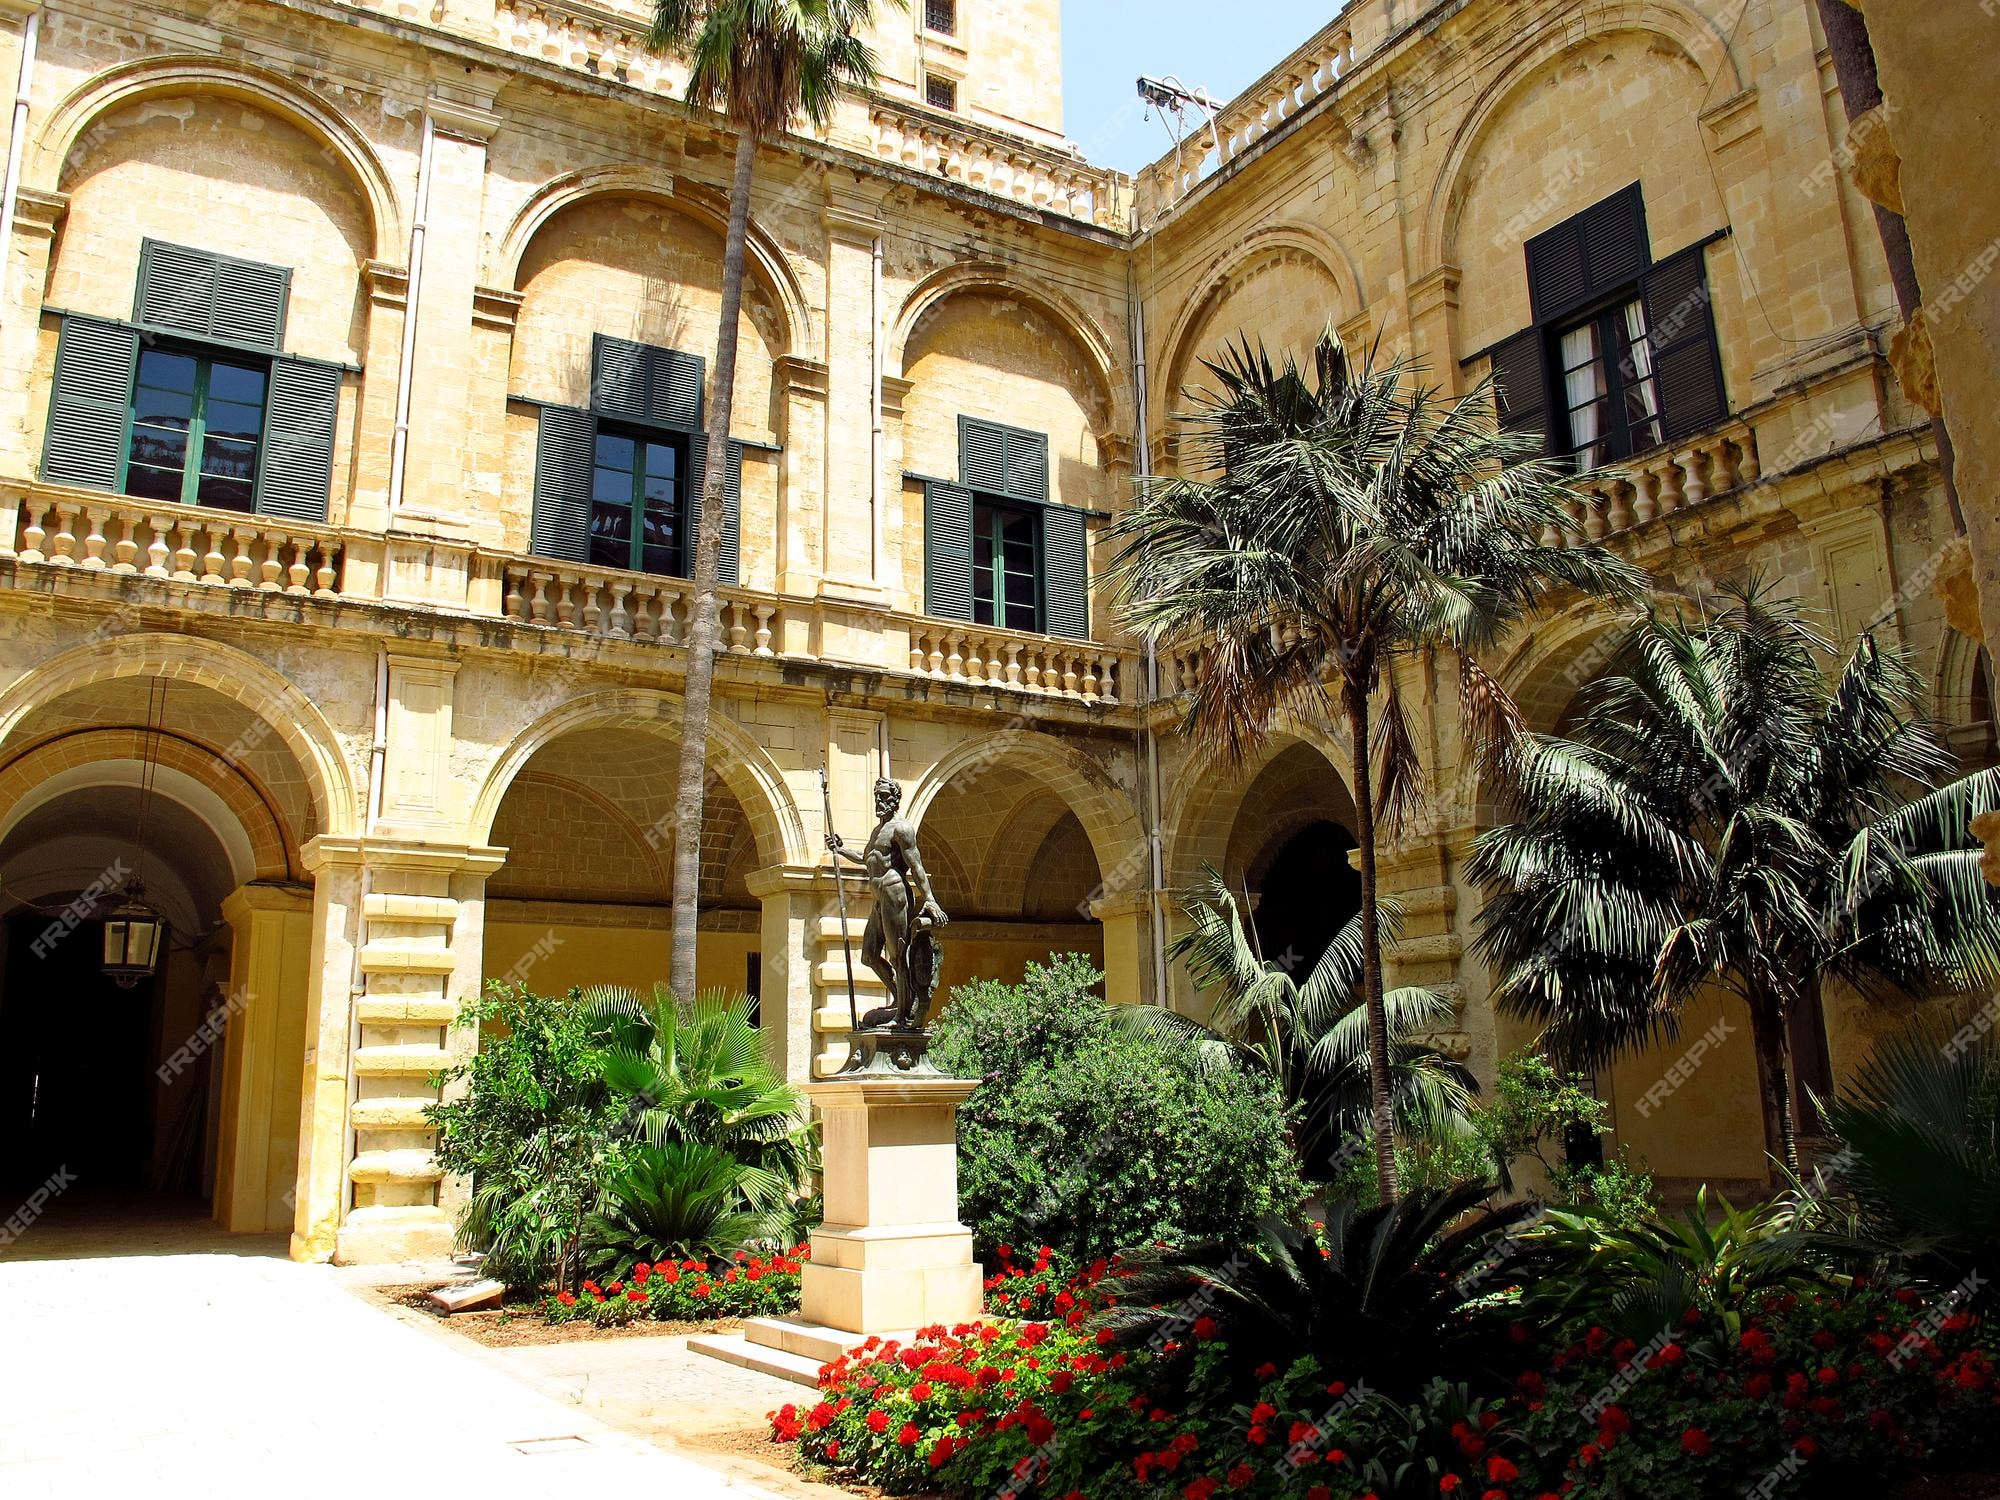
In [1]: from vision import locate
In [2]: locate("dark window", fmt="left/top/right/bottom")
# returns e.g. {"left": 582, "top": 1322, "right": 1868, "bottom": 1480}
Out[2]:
{"left": 926, "top": 74, "right": 958, "bottom": 112}
{"left": 125, "top": 347, "right": 268, "bottom": 511}
{"left": 973, "top": 497, "right": 1041, "bottom": 632}
{"left": 589, "top": 428, "right": 688, "bottom": 576}
{"left": 1554, "top": 297, "right": 1663, "bottom": 465}
{"left": 924, "top": 0, "right": 956, "bottom": 36}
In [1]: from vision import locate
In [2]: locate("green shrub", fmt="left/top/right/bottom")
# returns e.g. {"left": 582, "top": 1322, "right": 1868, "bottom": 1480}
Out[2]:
{"left": 428, "top": 982, "right": 622, "bottom": 1292}
{"left": 932, "top": 953, "right": 1304, "bottom": 1261}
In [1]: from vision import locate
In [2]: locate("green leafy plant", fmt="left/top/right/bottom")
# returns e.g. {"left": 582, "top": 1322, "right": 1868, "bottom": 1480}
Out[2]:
{"left": 1097, "top": 1185, "right": 1541, "bottom": 1402}
{"left": 1110, "top": 330, "right": 1644, "bottom": 1198}
{"left": 1474, "top": 581, "right": 2000, "bottom": 1175}
{"left": 932, "top": 954, "right": 1305, "bottom": 1261}
{"left": 1121, "top": 865, "right": 1479, "bottom": 1179}
{"left": 584, "top": 1141, "right": 787, "bottom": 1278}
{"left": 584, "top": 984, "right": 815, "bottom": 1211}
{"left": 428, "top": 982, "right": 622, "bottom": 1292}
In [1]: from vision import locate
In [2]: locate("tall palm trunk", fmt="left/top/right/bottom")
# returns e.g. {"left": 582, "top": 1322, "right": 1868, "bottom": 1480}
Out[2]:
{"left": 1748, "top": 990, "right": 1802, "bottom": 1179}
{"left": 1343, "top": 678, "right": 1400, "bottom": 1201}
{"left": 669, "top": 129, "right": 758, "bottom": 1001}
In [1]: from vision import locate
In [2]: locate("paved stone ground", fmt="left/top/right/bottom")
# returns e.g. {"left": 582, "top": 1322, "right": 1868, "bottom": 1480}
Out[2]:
{"left": 0, "top": 1208, "right": 810, "bottom": 1499}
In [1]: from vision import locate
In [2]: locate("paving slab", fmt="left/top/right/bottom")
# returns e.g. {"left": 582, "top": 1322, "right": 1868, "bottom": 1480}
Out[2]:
{"left": 0, "top": 1250, "right": 792, "bottom": 1500}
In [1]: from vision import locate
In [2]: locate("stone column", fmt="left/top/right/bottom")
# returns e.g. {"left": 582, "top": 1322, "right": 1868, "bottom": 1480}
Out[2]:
{"left": 1089, "top": 889, "right": 1154, "bottom": 1007}
{"left": 748, "top": 864, "right": 829, "bottom": 1086}
{"left": 213, "top": 882, "right": 314, "bottom": 1234}
{"left": 1405, "top": 267, "right": 1461, "bottom": 396}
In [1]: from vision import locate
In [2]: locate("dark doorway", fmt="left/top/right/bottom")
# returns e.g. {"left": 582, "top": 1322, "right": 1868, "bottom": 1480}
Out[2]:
{"left": 1250, "top": 820, "right": 1362, "bottom": 980}
{"left": 0, "top": 914, "right": 160, "bottom": 1193}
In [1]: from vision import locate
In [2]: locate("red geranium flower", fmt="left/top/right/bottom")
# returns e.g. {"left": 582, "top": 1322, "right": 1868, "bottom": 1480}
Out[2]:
{"left": 1681, "top": 1428, "right": 1711, "bottom": 1456}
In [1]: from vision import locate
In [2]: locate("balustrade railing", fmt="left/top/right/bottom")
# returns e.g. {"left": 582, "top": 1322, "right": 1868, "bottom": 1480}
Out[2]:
{"left": 905, "top": 620, "right": 1133, "bottom": 706}
{"left": 868, "top": 105, "right": 1128, "bottom": 229}
{"left": 1553, "top": 420, "right": 1762, "bottom": 546}
{"left": 494, "top": 555, "right": 781, "bottom": 656}
{"left": 4, "top": 491, "right": 344, "bottom": 595}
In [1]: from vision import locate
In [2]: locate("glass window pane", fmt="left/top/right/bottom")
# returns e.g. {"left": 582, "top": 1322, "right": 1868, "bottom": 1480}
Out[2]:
{"left": 1004, "top": 570, "right": 1036, "bottom": 608}
{"left": 590, "top": 502, "right": 632, "bottom": 542}
{"left": 207, "top": 363, "right": 267, "bottom": 406}
{"left": 593, "top": 466, "right": 633, "bottom": 504}
{"left": 134, "top": 385, "right": 193, "bottom": 428}
{"left": 196, "top": 472, "right": 256, "bottom": 511}
{"left": 640, "top": 544, "right": 682, "bottom": 578}
{"left": 594, "top": 433, "right": 635, "bottom": 472}
{"left": 129, "top": 427, "right": 188, "bottom": 470}
{"left": 641, "top": 441, "right": 678, "bottom": 481}
{"left": 137, "top": 351, "right": 198, "bottom": 393}
{"left": 200, "top": 436, "right": 258, "bottom": 479}
{"left": 125, "top": 463, "right": 184, "bottom": 502}
{"left": 642, "top": 475, "right": 678, "bottom": 509}
{"left": 205, "top": 401, "right": 264, "bottom": 443}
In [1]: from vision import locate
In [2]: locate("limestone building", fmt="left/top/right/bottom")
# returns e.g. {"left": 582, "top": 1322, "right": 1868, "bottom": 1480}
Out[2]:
{"left": 0, "top": 0, "right": 1976, "bottom": 1261}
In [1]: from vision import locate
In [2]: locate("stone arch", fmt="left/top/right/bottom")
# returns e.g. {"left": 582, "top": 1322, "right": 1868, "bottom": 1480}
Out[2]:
{"left": 0, "top": 729, "right": 295, "bottom": 882}
{"left": 1422, "top": 1, "right": 1744, "bottom": 274}
{"left": 890, "top": 261, "right": 1124, "bottom": 433}
{"left": 976, "top": 792, "right": 1083, "bottom": 915}
{"left": 1156, "top": 223, "right": 1363, "bottom": 416}
{"left": 0, "top": 633, "right": 360, "bottom": 842}
{"left": 469, "top": 687, "right": 808, "bottom": 870}
{"left": 1163, "top": 727, "right": 1357, "bottom": 891}
{"left": 493, "top": 166, "right": 810, "bottom": 360}
{"left": 904, "top": 729, "right": 1147, "bottom": 889}
{"left": 34, "top": 56, "right": 403, "bottom": 261}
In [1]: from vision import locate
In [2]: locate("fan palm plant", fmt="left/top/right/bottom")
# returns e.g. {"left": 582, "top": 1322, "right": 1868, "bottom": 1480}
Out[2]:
{"left": 584, "top": 984, "right": 816, "bottom": 1208}
{"left": 1116, "top": 863, "right": 1478, "bottom": 1177}
{"left": 1810, "top": 1020, "right": 1999, "bottom": 1301}
{"left": 1472, "top": 581, "right": 2000, "bottom": 1174}
{"left": 1110, "top": 332, "right": 1643, "bottom": 1198}
{"left": 646, "top": 0, "right": 897, "bottom": 1000}
{"left": 584, "top": 1141, "right": 788, "bottom": 1277}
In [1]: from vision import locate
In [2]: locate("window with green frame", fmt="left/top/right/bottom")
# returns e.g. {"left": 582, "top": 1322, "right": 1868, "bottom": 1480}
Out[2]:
{"left": 588, "top": 427, "right": 688, "bottom": 576}
{"left": 972, "top": 497, "right": 1041, "bottom": 632}
{"left": 124, "top": 347, "right": 269, "bottom": 511}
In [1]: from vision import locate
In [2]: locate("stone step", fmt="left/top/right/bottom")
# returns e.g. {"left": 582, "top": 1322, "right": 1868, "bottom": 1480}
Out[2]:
{"left": 685, "top": 1333, "right": 826, "bottom": 1387}
{"left": 743, "top": 1316, "right": 875, "bottom": 1365}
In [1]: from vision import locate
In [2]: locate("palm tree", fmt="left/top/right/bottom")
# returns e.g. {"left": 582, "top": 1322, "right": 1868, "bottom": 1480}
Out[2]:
{"left": 1109, "top": 332, "right": 1642, "bottom": 1199}
{"left": 647, "top": 0, "right": 895, "bottom": 1000}
{"left": 1471, "top": 582, "right": 2000, "bottom": 1175}
{"left": 1115, "top": 864, "right": 1478, "bottom": 1178}
{"left": 584, "top": 985, "right": 816, "bottom": 1207}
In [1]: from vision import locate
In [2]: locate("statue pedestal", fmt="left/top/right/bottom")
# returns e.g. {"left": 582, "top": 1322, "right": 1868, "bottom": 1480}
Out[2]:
{"left": 689, "top": 1074, "right": 984, "bottom": 1385}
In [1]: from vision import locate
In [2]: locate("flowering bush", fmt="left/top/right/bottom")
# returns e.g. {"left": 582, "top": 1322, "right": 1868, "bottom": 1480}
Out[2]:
{"left": 545, "top": 1245, "right": 807, "bottom": 1326}
{"left": 771, "top": 1256, "right": 2000, "bottom": 1499}
{"left": 984, "top": 1244, "right": 1105, "bottom": 1320}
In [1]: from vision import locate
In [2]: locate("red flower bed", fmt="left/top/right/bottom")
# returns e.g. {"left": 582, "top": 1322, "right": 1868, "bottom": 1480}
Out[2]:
{"left": 544, "top": 1245, "right": 808, "bottom": 1325}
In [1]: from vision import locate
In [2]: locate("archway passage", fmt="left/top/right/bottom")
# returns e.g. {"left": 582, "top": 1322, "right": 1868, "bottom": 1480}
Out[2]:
{"left": 480, "top": 723, "right": 773, "bottom": 1004}
{"left": 1246, "top": 819, "right": 1361, "bottom": 980}
{"left": 0, "top": 671, "right": 321, "bottom": 1240}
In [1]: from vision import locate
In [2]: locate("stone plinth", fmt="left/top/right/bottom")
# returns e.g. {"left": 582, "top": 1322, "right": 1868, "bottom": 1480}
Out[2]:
{"left": 692, "top": 1073, "right": 984, "bottom": 1385}
{"left": 799, "top": 1074, "right": 984, "bottom": 1333}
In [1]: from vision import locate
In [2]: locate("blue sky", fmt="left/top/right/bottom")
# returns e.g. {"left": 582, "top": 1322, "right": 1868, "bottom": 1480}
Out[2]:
{"left": 1061, "top": 2, "right": 1329, "bottom": 173}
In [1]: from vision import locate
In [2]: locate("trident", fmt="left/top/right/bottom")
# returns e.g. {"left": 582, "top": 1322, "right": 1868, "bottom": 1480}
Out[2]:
{"left": 818, "top": 766, "right": 861, "bottom": 1035}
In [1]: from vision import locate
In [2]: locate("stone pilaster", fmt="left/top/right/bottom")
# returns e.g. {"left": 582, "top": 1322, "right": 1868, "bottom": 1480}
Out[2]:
{"left": 820, "top": 192, "right": 888, "bottom": 601}
{"left": 772, "top": 353, "right": 829, "bottom": 602}
{"left": 0, "top": 188, "right": 64, "bottom": 476}
{"left": 214, "top": 882, "right": 313, "bottom": 1234}
{"left": 297, "top": 836, "right": 504, "bottom": 1264}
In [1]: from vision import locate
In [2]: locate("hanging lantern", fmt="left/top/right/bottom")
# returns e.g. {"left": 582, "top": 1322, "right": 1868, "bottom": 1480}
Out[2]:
{"left": 102, "top": 882, "right": 166, "bottom": 989}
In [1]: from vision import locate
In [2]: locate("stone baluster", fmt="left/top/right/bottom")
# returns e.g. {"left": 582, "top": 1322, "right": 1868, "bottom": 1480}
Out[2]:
{"left": 286, "top": 538, "right": 314, "bottom": 595}
{"left": 75, "top": 503, "right": 107, "bottom": 569}
{"left": 503, "top": 567, "right": 525, "bottom": 621}
{"left": 1099, "top": 654, "right": 1121, "bottom": 706}
{"left": 554, "top": 575, "right": 578, "bottom": 628}
{"left": 944, "top": 631, "right": 964, "bottom": 680}
{"left": 143, "top": 515, "right": 172, "bottom": 578}
{"left": 16, "top": 496, "right": 50, "bottom": 563}
{"left": 1605, "top": 481, "right": 1634, "bottom": 535}
{"left": 1080, "top": 656, "right": 1100, "bottom": 703}
{"left": 1002, "top": 641, "right": 1023, "bottom": 686}
{"left": 1061, "top": 653, "right": 1080, "bottom": 696}
{"left": 1737, "top": 429, "right": 1761, "bottom": 484}
{"left": 227, "top": 526, "right": 257, "bottom": 587}
{"left": 1681, "top": 450, "right": 1710, "bottom": 507}
{"left": 1712, "top": 438, "right": 1741, "bottom": 493}
{"left": 727, "top": 600, "right": 750, "bottom": 653}
{"left": 314, "top": 544, "right": 340, "bottom": 596}
{"left": 257, "top": 533, "right": 286, "bottom": 590}
{"left": 1630, "top": 470, "right": 1658, "bottom": 526}
{"left": 109, "top": 511, "right": 142, "bottom": 574}
{"left": 753, "top": 603, "right": 776, "bottom": 656}
{"left": 527, "top": 571, "right": 552, "bottom": 624}
{"left": 49, "top": 502, "right": 80, "bottom": 565}
{"left": 607, "top": 580, "right": 632, "bottom": 639}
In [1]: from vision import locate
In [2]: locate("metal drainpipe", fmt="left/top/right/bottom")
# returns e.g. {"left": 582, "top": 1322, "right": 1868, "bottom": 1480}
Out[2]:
{"left": 386, "top": 111, "right": 436, "bottom": 519}
{"left": 1128, "top": 264, "right": 1170, "bottom": 1009}
{"left": 871, "top": 233, "right": 885, "bottom": 580}
{"left": 0, "top": 8, "right": 42, "bottom": 330}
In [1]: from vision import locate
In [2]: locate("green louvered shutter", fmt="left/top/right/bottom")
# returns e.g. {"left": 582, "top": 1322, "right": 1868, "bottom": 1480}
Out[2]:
{"left": 1042, "top": 506, "right": 1089, "bottom": 639}
{"left": 959, "top": 417, "right": 1048, "bottom": 504}
{"left": 1643, "top": 244, "right": 1728, "bottom": 442}
{"left": 924, "top": 480, "right": 975, "bottom": 620}
{"left": 1489, "top": 328, "right": 1552, "bottom": 458}
{"left": 135, "top": 240, "right": 290, "bottom": 350}
{"left": 590, "top": 334, "right": 704, "bottom": 432}
{"left": 1524, "top": 184, "right": 1648, "bottom": 325}
{"left": 719, "top": 440, "right": 743, "bottom": 588}
{"left": 684, "top": 432, "right": 743, "bottom": 588}
{"left": 42, "top": 316, "right": 139, "bottom": 490}
{"left": 531, "top": 404, "right": 596, "bottom": 562}
{"left": 255, "top": 359, "right": 341, "bottom": 522}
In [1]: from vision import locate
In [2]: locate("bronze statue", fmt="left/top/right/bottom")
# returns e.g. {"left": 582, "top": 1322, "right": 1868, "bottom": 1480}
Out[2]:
{"left": 825, "top": 777, "right": 949, "bottom": 1070}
